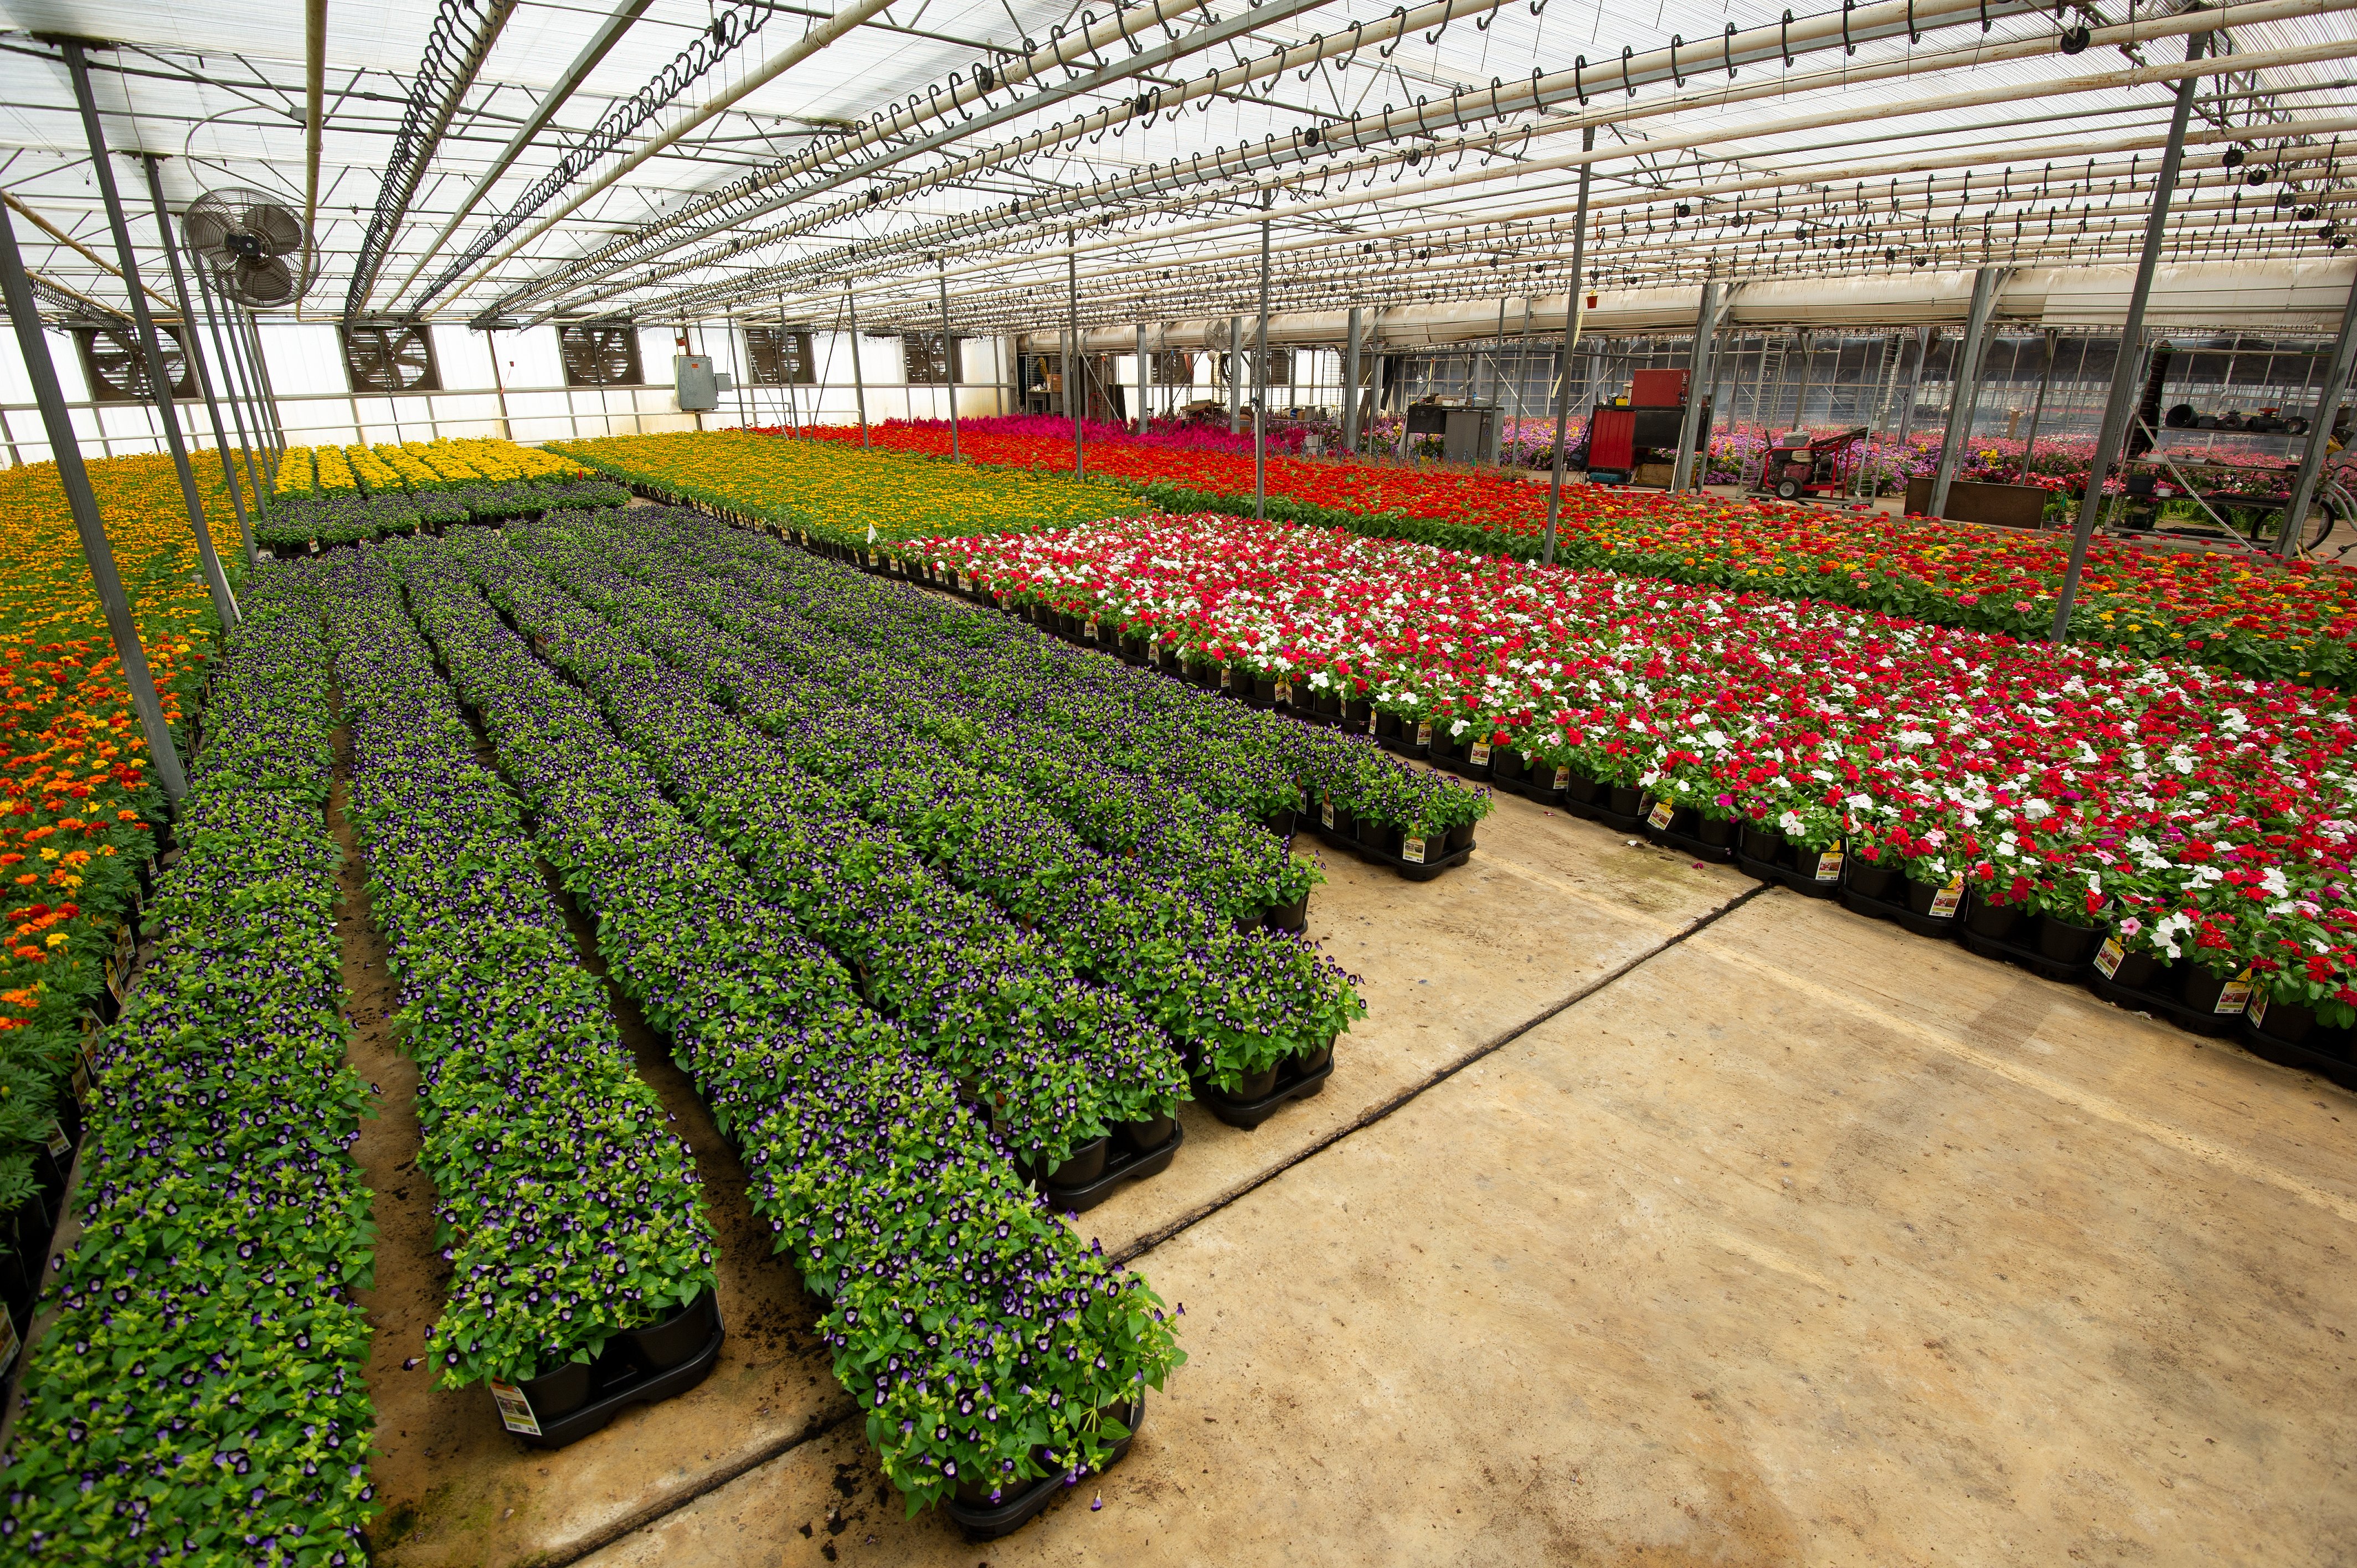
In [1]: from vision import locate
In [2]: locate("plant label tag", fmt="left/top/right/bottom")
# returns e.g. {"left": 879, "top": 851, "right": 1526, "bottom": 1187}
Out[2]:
{"left": 1401, "top": 834, "right": 1428, "bottom": 865}
{"left": 2248, "top": 991, "right": 2269, "bottom": 1030}
{"left": 1552, "top": 765, "right": 1571, "bottom": 790}
{"left": 1320, "top": 798, "right": 1335, "bottom": 829}
{"left": 0, "top": 1306, "right": 18, "bottom": 1378}
{"left": 1415, "top": 721, "right": 1432, "bottom": 747}
{"left": 1218, "top": 667, "right": 1231, "bottom": 691}
{"left": 44, "top": 1121, "right": 69, "bottom": 1159}
{"left": 1929, "top": 875, "right": 1965, "bottom": 919}
{"left": 1366, "top": 710, "right": 1380, "bottom": 734}
{"left": 1646, "top": 800, "right": 1676, "bottom": 830}
{"left": 1085, "top": 619, "right": 1100, "bottom": 640}
{"left": 1812, "top": 846, "right": 1844, "bottom": 883}
{"left": 1275, "top": 680, "right": 1293, "bottom": 704}
{"left": 2216, "top": 967, "right": 2254, "bottom": 1014}
{"left": 2094, "top": 937, "right": 2126, "bottom": 979}
{"left": 489, "top": 1381, "right": 543, "bottom": 1437}
{"left": 1469, "top": 742, "right": 1491, "bottom": 766}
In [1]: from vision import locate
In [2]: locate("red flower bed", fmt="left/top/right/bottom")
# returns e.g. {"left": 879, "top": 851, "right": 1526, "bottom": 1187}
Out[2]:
{"left": 792, "top": 421, "right": 2357, "bottom": 685}
{"left": 910, "top": 514, "right": 2357, "bottom": 1019}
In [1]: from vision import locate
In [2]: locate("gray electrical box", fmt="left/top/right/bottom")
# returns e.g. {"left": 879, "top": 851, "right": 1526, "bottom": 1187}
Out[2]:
{"left": 1442, "top": 406, "right": 1500, "bottom": 465}
{"left": 675, "top": 353, "right": 718, "bottom": 411}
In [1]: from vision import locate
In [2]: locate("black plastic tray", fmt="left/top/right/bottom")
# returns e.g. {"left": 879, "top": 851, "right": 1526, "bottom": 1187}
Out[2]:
{"left": 1195, "top": 1051, "right": 1335, "bottom": 1129}
{"left": 2238, "top": 1026, "right": 2357, "bottom": 1090}
{"left": 1733, "top": 849, "right": 1843, "bottom": 900}
{"left": 1957, "top": 924, "right": 2099, "bottom": 985}
{"left": 1839, "top": 880, "right": 1964, "bottom": 940}
{"left": 2087, "top": 973, "right": 2248, "bottom": 1039}
{"left": 1561, "top": 795, "right": 1648, "bottom": 834}
{"left": 1038, "top": 1121, "right": 1185, "bottom": 1214}
{"left": 499, "top": 1318, "right": 725, "bottom": 1450}
{"left": 1644, "top": 821, "right": 1740, "bottom": 865}
{"left": 944, "top": 1393, "right": 1145, "bottom": 1541}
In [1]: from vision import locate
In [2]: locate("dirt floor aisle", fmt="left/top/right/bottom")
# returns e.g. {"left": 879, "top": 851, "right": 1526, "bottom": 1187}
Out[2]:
{"left": 575, "top": 791, "right": 2357, "bottom": 1568}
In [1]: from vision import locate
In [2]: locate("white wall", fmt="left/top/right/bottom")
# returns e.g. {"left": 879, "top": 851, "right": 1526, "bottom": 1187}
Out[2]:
{"left": 0, "top": 317, "right": 1020, "bottom": 465}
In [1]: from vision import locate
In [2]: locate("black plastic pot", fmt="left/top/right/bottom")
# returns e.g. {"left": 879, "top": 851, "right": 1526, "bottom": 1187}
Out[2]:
{"left": 1428, "top": 729, "right": 1464, "bottom": 766}
{"left": 1119, "top": 634, "right": 1147, "bottom": 666}
{"left": 1491, "top": 749, "right": 1530, "bottom": 787}
{"left": 1116, "top": 1111, "right": 1176, "bottom": 1152}
{"left": 1264, "top": 891, "right": 1309, "bottom": 933}
{"left": 1317, "top": 797, "right": 1357, "bottom": 842}
{"left": 625, "top": 1288, "right": 721, "bottom": 1374}
{"left": 1444, "top": 821, "right": 1475, "bottom": 855}
{"left": 1262, "top": 807, "right": 1298, "bottom": 838}
{"left": 1246, "top": 677, "right": 1278, "bottom": 709}
{"left": 1562, "top": 767, "right": 1604, "bottom": 806}
{"left": 1847, "top": 861, "right": 1901, "bottom": 901}
{"left": 518, "top": 1358, "right": 594, "bottom": 1422}
{"left": 1606, "top": 785, "right": 1644, "bottom": 817}
{"left": 1229, "top": 1065, "right": 1280, "bottom": 1101}
{"left": 2180, "top": 967, "right": 2245, "bottom": 1016}
{"left": 1356, "top": 819, "right": 1402, "bottom": 858}
{"left": 2039, "top": 914, "right": 2105, "bottom": 964}
{"left": 1341, "top": 697, "right": 1374, "bottom": 733}
{"left": 1310, "top": 690, "right": 1342, "bottom": 723}
{"left": 1293, "top": 1038, "right": 1335, "bottom": 1076}
{"left": 2107, "top": 948, "right": 2164, "bottom": 992}
{"left": 1040, "top": 1136, "right": 1111, "bottom": 1189}
{"left": 1902, "top": 876, "right": 1956, "bottom": 919}
{"left": 1962, "top": 894, "right": 2021, "bottom": 941}
{"left": 945, "top": 1394, "right": 1146, "bottom": 1541}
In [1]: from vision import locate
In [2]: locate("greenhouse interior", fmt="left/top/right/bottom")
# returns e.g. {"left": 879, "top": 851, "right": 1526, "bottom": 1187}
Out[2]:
{"left": 0, "top": 0, "right": 2349, "bottom": 1560}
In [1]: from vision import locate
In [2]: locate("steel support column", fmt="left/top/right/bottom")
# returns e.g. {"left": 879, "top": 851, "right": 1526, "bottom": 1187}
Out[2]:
{"left": 1928, "top": 264, "right": 2005, "bottom": 518}
{"left": 2053, "top": 28, "right": 2206, "bottom": 641}
{"left": 1134, "top": 322, "right": 1148, "bottom": 434}
{"left": 846, "top": 286, "right": 869, "bottom": 446}
{"left": 0, "top": 202, "right": 187, "bottom": 800}
{"left": 2019, "top": 327, "right": 2058, "bottom": 480}
{"left": 65, "top": 39, "right": 238, "bottom": 628}
{"left": 189, "top": 255, "right": 270, "bottom": 507}
{"left": 1227, "top": 315, "right": 1244, "bottom": 432}
{"left": 935, "top": 259, "right": 960, "bottom": 460}
{"left": 142, "top": 156, "right": 254, "bottom": 565}
{"left": 1342, "top": 305, "right": 1363, "bottom": 453}
{"left": 1670, "top": 277, "right": 1720, "bottom": 493}
{"left": 2276, "top": 269, "right": 2357, "bottom": 555}
{"left": 1542, "top": 126, "right": 1597, "bottom": 567}
{"left": 1067, "top": 233, "right": 1084, "bottom": 479}
{"left": 1254, "top": 212, "right": 1270, "bottom": 519}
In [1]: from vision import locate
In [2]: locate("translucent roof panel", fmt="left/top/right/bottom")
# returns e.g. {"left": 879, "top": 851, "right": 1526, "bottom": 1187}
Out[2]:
{"left": 0, "top": 0, "right": 2345, "bottom": 334}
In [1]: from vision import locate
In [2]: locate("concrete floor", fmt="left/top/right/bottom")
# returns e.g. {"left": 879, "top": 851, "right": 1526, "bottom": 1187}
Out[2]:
{"left": 474, "top": 787, "right": 2354, "bottom": 1568}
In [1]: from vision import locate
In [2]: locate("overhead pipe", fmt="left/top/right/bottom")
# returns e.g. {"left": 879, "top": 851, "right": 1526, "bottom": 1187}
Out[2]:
{"left": 0, "top": 192, "right": 178, "bottom": 314}
{"left": 386, "top": 0, "right": 653, "bottom": 310}
{"left": 344, "top": 0, "right": 519, "bottom": 317}
{"left": 812, "top": 0, "right": 2353, "bottom": 312}
{"left": 500, "top": 0, "right": 1355, "bottom": 322}
{"left": 62, "top": 38, "right": 238, "bottom": 632}
{"left": 0, "top": 200, "right": 187, "bottom": 801}
{"left": 645, "top": 0, "right": 2320, "bottom": 319}
{"left": 448, "top": 0, "right": 916, "bottom": 312}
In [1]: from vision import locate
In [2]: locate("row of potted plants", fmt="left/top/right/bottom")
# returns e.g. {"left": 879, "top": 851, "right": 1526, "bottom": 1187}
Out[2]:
{"left": 317, "top": 549, "right": 722, "bottom": 1396}
{"left": 631, "top": 517, "right": 1315, "bottom": 924}
{"left": 912, "top": 515, "right": 2357, "bottom": 1047}
{"left": 518, "top": 510, "right": 1362, "bottom": 1106}
{"left": 454, "top": 525, "right": 1185, "bottom": 1173}
{"left": 277, "top": 437, "right": 592, "bottom": 500}
{"left": 390, "top": 534, "right": 1185, "bottom": 1517}
{"left": 260, "top": 481, "right": 629, "bottom": 554}
{"left": 3, "top": 568, "right": 379, "bottom": 1561}
{"left": 768, "top": 422, "right": 2357, "bottom": 687}
{"left": 690, "top": 516, "right": 1493, "bottom": 876}
{"left": 0, "top": 452, "right": 220, "bottom": 1262}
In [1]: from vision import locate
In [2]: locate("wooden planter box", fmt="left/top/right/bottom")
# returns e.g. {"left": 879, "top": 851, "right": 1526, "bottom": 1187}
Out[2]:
{"left": 1905, "top": 477, "right": 2051, "bottom": 529}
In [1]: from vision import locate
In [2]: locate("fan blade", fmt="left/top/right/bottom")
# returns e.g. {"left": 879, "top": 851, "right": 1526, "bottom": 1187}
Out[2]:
{"left": 182, "top": 208, "right": 234, "bottom": 257}
{"left": 248, "top": 204, "right": 305, "bottom": 256}
{"left": 233, "top": 254, "right": 296, "bottom": 308}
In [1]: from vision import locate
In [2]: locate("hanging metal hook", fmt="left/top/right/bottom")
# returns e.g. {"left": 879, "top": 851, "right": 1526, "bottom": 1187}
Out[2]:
{"left": 1380, "top": 6, "right": 1408, "bottom": 58}
{"left": 1723, "top": 23, "right": 1738, "bottom": 76}
{"left": 1670, "top": 34, "right": 1684, "bottom": 86}
{"left": 1424, "top": 0, "right": 1458, "bottom": 45}
{"left": 1780, "top": 9, "right": 1793, "bottom": 66}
